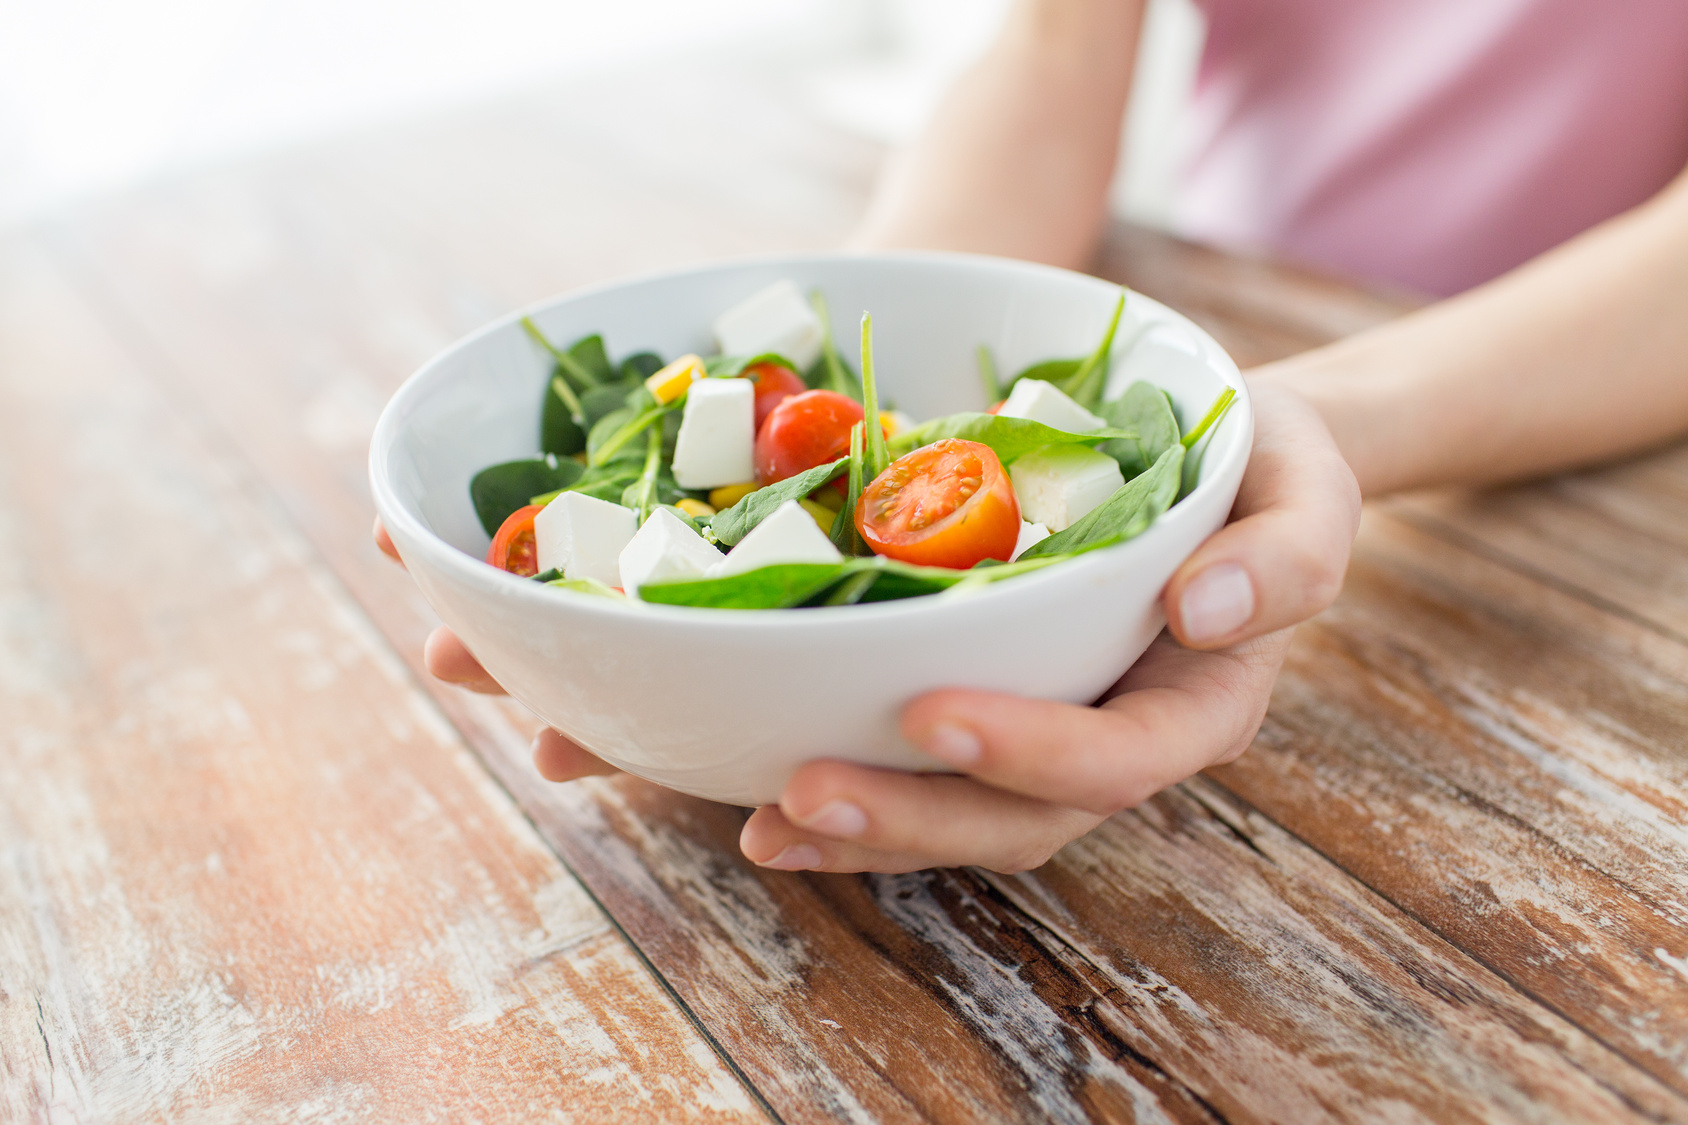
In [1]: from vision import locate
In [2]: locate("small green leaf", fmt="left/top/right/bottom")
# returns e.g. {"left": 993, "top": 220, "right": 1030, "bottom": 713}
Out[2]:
{"left": 540, "top": 375, "right": 586, "bottom": 456}
{"left": 1097, "top": 381, "right": 1180, "bottom": 478}
{"left": 580, "top": 384, "right": 634, "bottom": 429}
{"left": 830, "top": 421, "right": 868, "bottom": 555}
{"left": 859, "top": 313, "right": 890, "bottom": 481}
{"left": 818, "top": 569, "right": 880, "bottom": 606}
{"left": 1181, "top": 386, "right": 1237, "bottom": 450}
{"left": 1019, "top": 444, "right": 1185, "bottom": 560}
{"left": 808, "top": 290, "right": 862, "bottom": 400}
{"left": 620, "top": 352, "right": 665, "bottom": 383}
{"left": 546, "top": 461, "right": 641, "bottom": 504}
{"left": 469, "top": 456, "right": 584, "bottom": 536}
{"left": 1177, "top": 386, "right": 1238, "bottom": 500}
{"left": 545, "top": 576, "right": 625, "bottom": 599}
{"left": 638, "top": 563, "right": 850, "bottom": 609}
{"left": 710, "top": 457, "right": 849, "bottom": 546}
{"left": 1004, "top": 289, "right": 1128, "bottom": 410}
{"left": 564, "top": 334, "right": 613, "bottom": 385}
{"left": 589, "top": 400, "right": 679, "bottom": 468}
{"left": 1010, "top": 357, "right": 1082, "bottom": 388}
{"left": 705, "top": 352, "right": 799, "bottom": 378}
{"left": 1062, "top": 291, "right": 1126, "bottom": 409}
{"left": 889, "top": 413, "right": 1139, "bottom": 465}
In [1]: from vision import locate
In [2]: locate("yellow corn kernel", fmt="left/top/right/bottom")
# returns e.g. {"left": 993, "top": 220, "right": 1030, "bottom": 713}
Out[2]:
{"left": 880, "top": 409, "right": 918, "bottom": 438}
{"left": 799, "top": 499, "right": 838, "bottom": 533}
{"left": 806, "top": 486, "right": 842, "bottom": 513}
{"left": 675, "top": 498, "right": 716, "bottom": 519}
{"left": 708, "top": 481, "right": 758, "bottom": 509}
{"left": 645, "top": 354, "right": 705, "bottom": 404}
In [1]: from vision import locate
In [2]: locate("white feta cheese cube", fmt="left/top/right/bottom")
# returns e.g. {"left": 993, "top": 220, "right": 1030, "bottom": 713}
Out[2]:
{"left": 997, "top": 378, "right": 1107, "bottom": 433}
{"left": 713, "top": 279, "right": 824, "bottom": 370}
{"left": 671, "top": 377, "right": 756, "bottom": 490}
{"left": 710, "top": 499, "right": 843, "bottom": 577}
{"left": 534, "top": 491, "right": 636, "bottom": 586}
{"left": 1009, "top": 444, "right": 1124, "bottom": 532}
{"left": 1011, "top": 520, "right": 1051, "bottom": 561}
{"left": 618, "top": 507, "right": 724, "bottom": 596}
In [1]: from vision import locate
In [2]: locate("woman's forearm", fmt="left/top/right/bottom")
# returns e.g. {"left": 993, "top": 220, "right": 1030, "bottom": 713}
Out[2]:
{"left": 850, "top": 0, "right": 1144, "bottom": 269}
{"left": 1258, "top": 167, "right": 1688, "bottom": 497}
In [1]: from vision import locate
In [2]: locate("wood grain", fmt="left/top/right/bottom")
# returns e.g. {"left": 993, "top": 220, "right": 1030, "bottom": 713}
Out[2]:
{"left": 30, "top": 55, "right": 1688, "bottom": 1122}
{"left": 1209, "top": 510, "right": 1688, "bottom": 1098}
{"left": 0, "top": 238, "right": 761, "bottom": 1122}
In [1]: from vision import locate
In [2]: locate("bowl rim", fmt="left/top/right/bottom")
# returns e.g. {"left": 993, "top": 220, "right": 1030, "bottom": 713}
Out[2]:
{"left": 368, "top": 249, "right": 1250, "bottom": 630}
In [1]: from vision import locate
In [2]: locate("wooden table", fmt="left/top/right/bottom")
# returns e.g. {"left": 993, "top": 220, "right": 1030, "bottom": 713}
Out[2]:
{"left": 5, "top": 59, "right": 1686, "bottom": 1124}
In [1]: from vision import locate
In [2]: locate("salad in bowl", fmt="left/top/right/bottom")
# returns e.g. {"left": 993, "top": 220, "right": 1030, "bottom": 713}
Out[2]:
{"left": 369, "top": 253, "right": 1250, "bottom": 805}
{"left": 471, "top": 279, "right": 1235, "bottom": 611}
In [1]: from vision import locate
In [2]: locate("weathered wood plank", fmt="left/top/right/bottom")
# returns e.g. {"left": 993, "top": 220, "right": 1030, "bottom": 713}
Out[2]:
{"left": 0, "top": 238, "right": 762, "bottom": 1122}
{"left": 1206, "top": 510, "right": 1688, "bottom": 1100}
{"left": 987, "top": 777, "right": 1685, "bottom": 1123}
{"left": 46, "top": 63, "right": 1688, "bottom": 1122}
{"left": 1395, "top": 448, "right": 1688, "bottom": 646}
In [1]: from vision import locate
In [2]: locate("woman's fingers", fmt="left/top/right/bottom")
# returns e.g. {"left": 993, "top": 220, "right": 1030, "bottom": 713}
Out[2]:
{"left": 897, "top": 631, "right": 1291, "bottom": 816}
{"left": 1164, "top": 381, "right": 1360, "bottom": 650}
{"left": 373, "top": 517, "right": 405, "bottom": 569}
{"left": 532, "top": 727, "right": 621, "bottom": 781}
{"left": 422, "top": 626, "right": 508, "bottom": 695}
{"left": 740, "top": 780, "right": 1103, "bottom": 874}
{"left": 742, "top": 765, "right": 1105, "bottom": 873}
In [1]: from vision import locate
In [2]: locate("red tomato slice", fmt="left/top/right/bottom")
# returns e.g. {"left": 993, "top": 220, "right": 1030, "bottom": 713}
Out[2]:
{"left": 755, "top": 389, "right": 866, "bottom": 485}
{"left": 745, "top": 361, "right": 808, "bottom": 431}
{"left": 487, "top": 504, "right": 542, "bottom": 576}
{"left": 855, "top": 439, "right": 1019, "bottom": 568}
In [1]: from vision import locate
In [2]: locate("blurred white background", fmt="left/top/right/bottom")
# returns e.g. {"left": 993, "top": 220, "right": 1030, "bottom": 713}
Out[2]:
{"left": 0, "top": 0, "right": 1203, "bottom": 229}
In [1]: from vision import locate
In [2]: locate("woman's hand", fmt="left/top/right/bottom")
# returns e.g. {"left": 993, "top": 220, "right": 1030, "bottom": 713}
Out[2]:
{"left": 374, "top": 381, "right": 1359, "bottom": 873}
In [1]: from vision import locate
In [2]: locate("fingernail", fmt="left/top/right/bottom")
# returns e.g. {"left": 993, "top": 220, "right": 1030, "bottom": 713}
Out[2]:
{"left": 762, "top": 844, "right": 822, "bottom": 871}
{"left": 921, "top": 722, "right": 982, "bottom": 767}
{"left": 798, "top": 800, "right": 868, "bottom": 839}
{"left": 1179, "top": 562, "right": 1255, "bottom": 643}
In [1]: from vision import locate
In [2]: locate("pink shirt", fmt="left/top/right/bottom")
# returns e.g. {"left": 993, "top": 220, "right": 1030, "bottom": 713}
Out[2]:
{"left": 1175, "top": 0, "right": 1688, "bottom": 295}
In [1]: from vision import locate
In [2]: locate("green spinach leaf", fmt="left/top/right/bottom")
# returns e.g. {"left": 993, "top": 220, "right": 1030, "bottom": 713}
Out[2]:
{"left": 638, "top": 553, "right": 1067, "bottom": 610}
{"left": 889, "top": 413, "right": 1138, "bottom": 465}
{"left": 638, "top": 563, "right": 850, "bottom": 609}
{"left": 563, "top": 334, "right": 613, "bottom": 385}
{"left": 1020, "top": 443, "right": 1185, "bottom": 560}
{"left": 807, "top": 290, "right": 862, "bottom": 400}
{"left": 830, "top": 422, "right": 868, "bottom": 555}
{"left": 620, "top": 352, "right": 664, "bottom": 383}
{"left": 544, "top": 575, "right": 624, "bottom": 599}
{"left": 711, "top": 457, "right": 849, "bottom": 546}
{"left": 1097, "top": 381, "right": 1180, "bottom": 478}
{"left": 1005, "top": 289, "right": 1127, "bottom": 410}
{"left": 533, "top": 461, "right": 641, "bottom": 505}
{"left": 580, "top": 384, "right": 634, "bottom": 429}
{"left": 469, "top": 456, "right": 584, "bottom": 535}
{"left": 540, "top": 375, "right": 586, "bottom": 456}
{"left": 859, "top": 313, "right": 890, "bottom": 481}
{"left": 705, "top": 352, "right": 799, "bottom": 378}
{"left": 1177, "top": 386, "right": 1238, "bottom": 500}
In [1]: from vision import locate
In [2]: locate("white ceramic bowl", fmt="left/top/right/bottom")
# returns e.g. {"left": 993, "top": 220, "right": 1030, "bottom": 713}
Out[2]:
{"left": 370, "top": 252, "right": 1251, "bottom": 806}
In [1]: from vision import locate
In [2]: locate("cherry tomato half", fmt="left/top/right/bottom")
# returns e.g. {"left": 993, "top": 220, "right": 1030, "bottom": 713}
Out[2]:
{"left": 855, "top": 439, "right": 1019, "bottom": 569}
{"left": 487, "top": 504, "right": 542, "bottom": 576}
{"left": 755, "top": 389, "right": 865, "bottom": 485}
{"left": 745, "top": 361, "right": 808, "bottom": 431}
